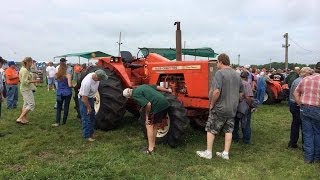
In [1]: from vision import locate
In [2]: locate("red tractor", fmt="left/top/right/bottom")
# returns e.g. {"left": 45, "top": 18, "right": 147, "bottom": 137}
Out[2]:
{"left": 76, "top": 22, "right": 218, "bottom": 147}
{"left": 263, "top": 75, "right": 289, "bottom": 105}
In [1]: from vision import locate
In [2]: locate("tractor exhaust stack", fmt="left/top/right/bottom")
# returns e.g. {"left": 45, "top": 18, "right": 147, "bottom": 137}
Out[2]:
{"left": 174, "top": 21, "right": 182, "bottom": 61}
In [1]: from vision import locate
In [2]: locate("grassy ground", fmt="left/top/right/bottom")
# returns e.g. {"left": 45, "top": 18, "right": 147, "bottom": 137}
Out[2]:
{"left": 0, "top": 85, "right": 319, "bottom": 179}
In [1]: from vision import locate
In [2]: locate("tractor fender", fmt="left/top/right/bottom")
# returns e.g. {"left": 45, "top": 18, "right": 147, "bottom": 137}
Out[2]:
{"left": 96, "top": 58, "right": 133, "bottom": 88}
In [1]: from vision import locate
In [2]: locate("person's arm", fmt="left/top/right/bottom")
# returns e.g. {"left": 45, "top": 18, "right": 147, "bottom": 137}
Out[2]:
{"left": 132, "top": 90, "right": 151, "bottom": 121}
{"left": 209, "top": 71, "right": 223, "bottom": 109}
{"left": 156, "top": 86, "right": 172, "bottom": 93}
{"left": 210, "top": 89, "right": 221, "bottom": 110}
{"left": 81, "top": 95, "right": 92, "bottom": 115}
{"left": 66, "top": 74, "right": 73, "bottom": 88}
{"left": 242, "top": 82, "right": 253, "bottom": 106}
{"left": 293, "top": 88, "right": 302, "bottom": 106}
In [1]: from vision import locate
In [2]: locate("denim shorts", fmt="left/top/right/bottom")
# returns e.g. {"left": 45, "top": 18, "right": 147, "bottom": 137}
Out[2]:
{"left": 48, "top": 77, "right": 55, "bottom": 85}
{"left": 205, "top": 109, "right": 235, "bottom": 134}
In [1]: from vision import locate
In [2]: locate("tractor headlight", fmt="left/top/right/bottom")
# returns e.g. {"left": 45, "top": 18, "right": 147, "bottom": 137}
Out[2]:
{"left": 114, "top": 57, "right": 119, "bottom": 62}
{"left": 110, "top": 58, "right": 114, "bottom": 62}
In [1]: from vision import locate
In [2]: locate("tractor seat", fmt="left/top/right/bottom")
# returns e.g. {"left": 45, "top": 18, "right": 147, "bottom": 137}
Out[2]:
{"left": 121, "top": 51, "right": 134, "bottom": 63}
{"left": 121, "top": 51, "right": 143, "bottom": 69}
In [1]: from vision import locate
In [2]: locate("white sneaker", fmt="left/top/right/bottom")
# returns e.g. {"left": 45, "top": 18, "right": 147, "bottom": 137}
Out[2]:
{"left": 86, "top": 138, "right": 95, "bottom": 142}
{"left": 216, "top": 151, "right": 230, "bottom": 160}
{"left": 51, "top": 123, "right": 59, "bottom": 127}
{"left": 196, "top": 150, "right": 212, "bottom": 159}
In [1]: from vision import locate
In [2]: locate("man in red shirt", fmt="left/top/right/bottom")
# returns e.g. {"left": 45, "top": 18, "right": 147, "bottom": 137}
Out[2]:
{"left": 5, "top": 61, "right": 19, "bottom": 109}
{"left": 294, "top": 62, "right": 320, "bottom": 164}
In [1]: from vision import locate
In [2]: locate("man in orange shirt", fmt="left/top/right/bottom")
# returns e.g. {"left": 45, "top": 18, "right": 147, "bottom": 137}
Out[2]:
{"left": 73, "top": 63, "right": 82, "bottom": 81}
{"left": 5, "top": 61, "right": 19, "bottom": 109}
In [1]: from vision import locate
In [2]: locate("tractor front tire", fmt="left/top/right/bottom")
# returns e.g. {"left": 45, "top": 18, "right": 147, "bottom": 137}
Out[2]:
{"left": 79, "top": 66, "right": 127, "bottom": 130}
{"left": 263, "top": 88, "right": 275, "bottom": 105}
{"left": 139, "top": 93, "right": 190, "bottom": 147}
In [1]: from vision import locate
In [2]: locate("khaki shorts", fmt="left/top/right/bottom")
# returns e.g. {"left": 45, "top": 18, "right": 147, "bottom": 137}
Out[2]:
{"left": 205, "top": 109, "right": 235, "bottom": 134}
{"left": 21, "top": 90, "right": 35, "bottom": 111}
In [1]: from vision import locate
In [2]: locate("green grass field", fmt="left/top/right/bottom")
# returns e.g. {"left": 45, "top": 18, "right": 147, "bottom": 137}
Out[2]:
{"left": 0, "top": 86, "right": 319, "bottom": 179}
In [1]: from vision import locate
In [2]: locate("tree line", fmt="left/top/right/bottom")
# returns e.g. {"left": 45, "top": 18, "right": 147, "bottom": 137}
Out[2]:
{"left": 233, "top": 62, "right": 316, "bottom": 70}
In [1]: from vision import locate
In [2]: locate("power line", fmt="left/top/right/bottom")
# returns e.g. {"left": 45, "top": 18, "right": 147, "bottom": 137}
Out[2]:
{"left": 288, "top": 36, "right": 313, "bottom": 53}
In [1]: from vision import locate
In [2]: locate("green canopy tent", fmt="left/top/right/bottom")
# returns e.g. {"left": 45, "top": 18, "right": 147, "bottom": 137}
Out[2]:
{"left": 139, "top": 47, "right": 219, "bottom": 60}
{"left": 54, "top": 51, "right": 112, "bottom": 64}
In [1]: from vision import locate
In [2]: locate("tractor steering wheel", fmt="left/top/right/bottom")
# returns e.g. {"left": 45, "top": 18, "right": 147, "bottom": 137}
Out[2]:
{"left": 137, "top": 48, "right": 149, "bottom": 60}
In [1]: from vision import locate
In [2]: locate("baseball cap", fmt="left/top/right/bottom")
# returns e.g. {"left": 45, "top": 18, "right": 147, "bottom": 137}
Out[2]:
{"left": 8, "top": 61, "right": 16, "bottom": 66}
{"left": 315, "top": 62, "right": 320, "bottom": 70}
{"left": 244, "top": 64, "right": 250, "bottom": 69}
{"left": 123, "top": 88, "right": 132, "bottom": 98}
{"left": 240, "top": 71, "right": 249, "bottom": 78}
{"left": 60, "top": 58, "right": 67, "bottom": 62}
{"left": 94, "top": 69, "right": 108, "bottom": 80}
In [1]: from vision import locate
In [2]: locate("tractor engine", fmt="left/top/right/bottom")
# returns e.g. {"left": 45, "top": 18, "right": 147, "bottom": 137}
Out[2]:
{"left": 159, "top": 74, "right": 187, "bottom": 95}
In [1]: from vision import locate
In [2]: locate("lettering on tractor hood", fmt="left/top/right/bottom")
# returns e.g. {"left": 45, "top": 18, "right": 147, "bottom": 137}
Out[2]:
{"left": 152, "top": 65, "right": 201, "bottom": 71}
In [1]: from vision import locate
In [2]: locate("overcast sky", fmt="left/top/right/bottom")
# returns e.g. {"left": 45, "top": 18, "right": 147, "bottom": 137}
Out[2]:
{"left": 1, "top": 0, "right": 319, "bottom": 65}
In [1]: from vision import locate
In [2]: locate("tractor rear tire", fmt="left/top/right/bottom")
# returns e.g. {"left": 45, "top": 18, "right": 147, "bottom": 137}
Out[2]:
{"left": 79, "top": 66, "right": 127, "bottom": 130}
{"left": 263, "top": 88, "right": 275, "bottom": 105}
{"left": 138, "top": 93, "right": 190, "bottom": 147}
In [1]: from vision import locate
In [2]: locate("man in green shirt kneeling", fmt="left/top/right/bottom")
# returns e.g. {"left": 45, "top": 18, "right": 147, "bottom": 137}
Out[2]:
{"left": 123, "top": 85, "right": 172, "bottom": 154}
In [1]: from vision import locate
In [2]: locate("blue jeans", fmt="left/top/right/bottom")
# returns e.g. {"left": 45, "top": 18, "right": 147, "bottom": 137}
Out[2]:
{"left": 56, "top": 94, "right": 72, "bottom": 124}
{"left": 300, "top": 105, "right": 320, "bottom": 162}
{"left": 79, "top": 97, "right": 95, "bottom": 139}
{"left": 256, "top": 88, "right": 266, "bottom": 104}
{"left": 289, "top": 101, "right": 302, "bottom": 146}
{"left": 233, "top": 111, "right": 252, "bottom": 144}
{"left": 6, "top": 84, "right": 18, "bottom": 108}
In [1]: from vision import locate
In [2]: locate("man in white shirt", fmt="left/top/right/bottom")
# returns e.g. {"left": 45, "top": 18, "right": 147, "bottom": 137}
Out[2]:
{"left": 78, "top": 69, "right": 108, "bottom": 142}
{"left": 46, "top": 61, "right": 56, "bottom": 91}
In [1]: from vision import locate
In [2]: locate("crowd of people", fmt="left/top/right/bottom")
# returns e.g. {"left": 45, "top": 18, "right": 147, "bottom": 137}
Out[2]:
{"left": 0, "top": 56, "right": 94, "bottom": 135}
{"left": 0, "top": 54, "right": 319, "bottom": 163}
{"left": 194, "top": 55, "right": 320, "bottom": 163}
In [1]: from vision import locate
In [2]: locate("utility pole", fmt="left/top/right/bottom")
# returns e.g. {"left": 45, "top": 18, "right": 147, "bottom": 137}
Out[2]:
{"left": 282, "top": 33, "right": 290, "bottom": 70}
{"left": 237, "top": 54, "right": 240, "bottom": 66}
{"left": 117, "top": 32, "right": 122, "bottom": 57}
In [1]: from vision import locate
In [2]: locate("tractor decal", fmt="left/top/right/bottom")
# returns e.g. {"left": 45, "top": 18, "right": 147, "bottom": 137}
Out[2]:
{"left": 152, "top": 65, "right": 201, "bottom": 71}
